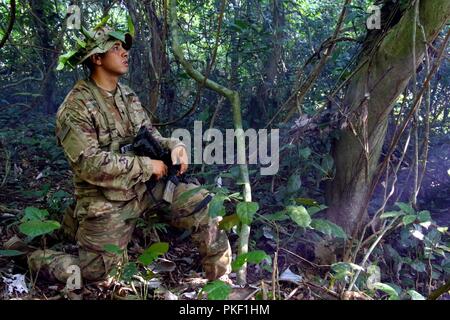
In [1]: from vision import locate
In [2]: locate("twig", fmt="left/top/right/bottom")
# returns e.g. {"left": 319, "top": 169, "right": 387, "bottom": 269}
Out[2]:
{"left": 348, "top": 217, "right": 399, "bottom": 291}
{"left": 280, "top": 247, "right": 330, "bottom": 269}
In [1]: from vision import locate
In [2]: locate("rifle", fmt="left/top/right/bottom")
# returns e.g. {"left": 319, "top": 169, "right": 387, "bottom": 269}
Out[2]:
{"left": 127, "top": 126, "right": 181, "bottom": 203}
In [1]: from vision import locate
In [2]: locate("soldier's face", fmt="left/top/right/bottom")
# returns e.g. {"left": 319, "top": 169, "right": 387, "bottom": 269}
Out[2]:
{"left": 99, "top": 41, "right": 129, "bottom": 76}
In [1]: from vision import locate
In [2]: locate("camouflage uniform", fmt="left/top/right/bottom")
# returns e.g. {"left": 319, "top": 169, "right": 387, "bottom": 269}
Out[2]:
{"left": 29, "top": 79, "right": 231, "bottom": 283}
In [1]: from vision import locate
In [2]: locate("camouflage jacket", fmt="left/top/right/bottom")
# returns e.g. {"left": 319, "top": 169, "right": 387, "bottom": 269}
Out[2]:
{"left": 56, "top": 78, "right": 184, "bottom": 202}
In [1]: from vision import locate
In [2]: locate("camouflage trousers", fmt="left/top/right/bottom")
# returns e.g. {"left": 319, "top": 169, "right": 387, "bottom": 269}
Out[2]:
{"left": 29, "top": 181, "right": 232, "bottom": 283}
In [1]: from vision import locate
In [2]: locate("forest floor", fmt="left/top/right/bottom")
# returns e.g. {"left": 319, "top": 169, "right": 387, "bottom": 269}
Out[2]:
{"left": 0, "top": 107, "right": 449, "bottom": 300}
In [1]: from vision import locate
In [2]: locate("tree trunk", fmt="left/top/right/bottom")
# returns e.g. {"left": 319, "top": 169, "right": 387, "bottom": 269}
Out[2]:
{"left": 325, "top": 0, "right": 450, "bottom": 236}
{"left": 251, "top": 0, "right": 285, "bottom": 128}
{"left": 29, "top": 0, "right": 58, "bottom": 114}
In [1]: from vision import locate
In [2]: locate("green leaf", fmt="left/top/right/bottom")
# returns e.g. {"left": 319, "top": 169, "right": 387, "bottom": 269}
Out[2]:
{"left": 56, "top": 62, "right": 65, "bottom": 71}
{"left": 236, "top": 202, "right": 259, "bottom": 225}
{"left": 121, "top": 262, "right": 138, "bottom": 282}
{"left": 264, "top": 211, "right": 289, "bottom": 221}
{"left": 410, "top": 260, "right": 426, "bottom": 273}
{"left": 208, "top": 194, "right": 227, "bottom": 218}
{"left": 232, "top": 250, "right": 271, "bottom": 271}
{"left": 219, "top": 214, "right": 240, "bottom": 231}
{"left": 417, "top": 210, "right": 431, "bottom": 223}
{"left": 373, "top": 282, "right": 399, "bottom": 300}
{"left": 380, "top": 211, "right": 404, "bottom": 219}
{"left": 395, "top": 202, "right": 415, "bottom": 215}
{"left": 23, "top": 207, "right": 49, "bottom": 221}
{"left": 287, "top": 205, "right": 311, "bottom": 228}
{"left": 286, "top": 174, "right": 301, "bottom": 194}
{"left": 74, "top": 36, "right": 86, "bottom": 48}
{"left": 94, "top": 15, "right": 111, "bottom": 30}
{"left": 407, "top": 290, "right": 425, "bottom": 300}
{"left": 321, "top": 155, "right": 334, "bottom": 173}
{"left": 202, "top": 280, "right": 231, "bottom": 300}
{"left": 56, "top": 50, "right": 78, "bottom": 71}
{"left": 331, "top": 262, "right": 363, "bottom": 280}
{"left": 127, "top": 15, "right": 135, "bottom": 37}
{"left": 307, "top": 205, "right": 328, "bottom": 216}
{"left": 19, "top": 220, "right": 60, "bottom": 238}
{"left": 0, "top": 250, "right": 25, "bottom": 257}
{"left": 311, "top": 219, "right": 347, "bottom": 239}
{"left": 103, "top": 244, "right": 123, "bottom": 255}
{"left": 402, "top": 215, "right": 417, "bottom": 226}
{"left": 138, "top": 242, "right": 169, "bottom": 265}
{"left": 299, "top": 147, "right": 311, "bottom": 159}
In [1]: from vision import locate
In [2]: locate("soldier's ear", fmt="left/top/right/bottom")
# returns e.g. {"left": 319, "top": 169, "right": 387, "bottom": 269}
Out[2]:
{"left": 91, "top": 54, "right": 102, "bottom": 66}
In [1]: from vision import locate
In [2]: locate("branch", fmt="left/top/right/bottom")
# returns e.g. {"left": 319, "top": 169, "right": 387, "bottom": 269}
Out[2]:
{"left": 168, "top": 0, "right": 234, "bottom": 99}
{"left": 428, "top": 280, "right": 450, "bottom": 300}
{"left": 0, "top": 0, "right": 16, "bottom": 50}
{"left": 153, "top": 0, "right": 226, "bottom": 126}
{"left": 267, "top": 0, "right": 352, "bottom": 126}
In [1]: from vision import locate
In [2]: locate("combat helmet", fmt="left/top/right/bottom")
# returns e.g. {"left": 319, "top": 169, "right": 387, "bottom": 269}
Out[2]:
{"left": 57, "top": 23, "right": 133, "bottom": 71}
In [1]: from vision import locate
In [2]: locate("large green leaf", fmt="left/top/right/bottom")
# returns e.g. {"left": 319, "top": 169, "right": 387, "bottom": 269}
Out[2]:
{"left": 402, "top": 215, "right": 417, "bottom": 226}
{"left": 138, "top": 242, "right": 169, "bottom": 265}
{"left": 311, "top": 219, "right": 347, "bottom": 239}
{"left": 287, "top": 205, "right": 311, "bottom": 228}
{"left": 236, "top": 201, "right": 259, "bottom": 225}
{"left": 23, "top": 207, "right": 49, "bottom": 221}
{"left": 208, "top": 194, "right": 227, "bottom": 218}
{"left": 395, "top": 202, "right": 415, "bottom": 215}
{"left": 373, "top": 282, "right": 399, "bottom": 300}
{"left": 231, "top": 250, "right": 271, "bottom": 271}
{"left": 19, "top": 220, "right": 60, "bottom": 238}
{"left": 121, "top": 262, "right": 138, "bottom": 282}
{"left": 264, "top": 211, "right": 289, "bottom": 221}
{"left": 407, "top": 290, "right": 425, "bottom": 300}
{"left": 202, "top": 280, "right": 231, "bottom": 300}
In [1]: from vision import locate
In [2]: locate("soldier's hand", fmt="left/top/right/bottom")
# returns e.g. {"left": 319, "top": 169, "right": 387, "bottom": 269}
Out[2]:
{"left": 151, "top": 160, "right": 168, "bottom": 180}
{"left": 171, "top": 146, "right": 188, "bottom": 175}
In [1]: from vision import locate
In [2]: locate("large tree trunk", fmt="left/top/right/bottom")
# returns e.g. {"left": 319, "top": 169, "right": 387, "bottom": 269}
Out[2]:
{"left": 325, "top": 0, "right": 450, "bottom": 235}
{"left": 249, "top": 0, "right": 285, "bottom": 128}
